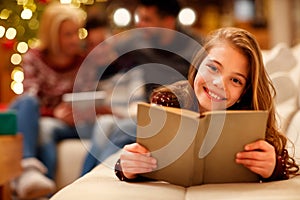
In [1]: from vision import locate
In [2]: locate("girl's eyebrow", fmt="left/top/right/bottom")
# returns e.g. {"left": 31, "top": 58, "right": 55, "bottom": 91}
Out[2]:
{"left": 207, "top": 58, "right": 248, "bottom": 81}
{"left": 207, "top": 58, "right": 222, "bottom": 67}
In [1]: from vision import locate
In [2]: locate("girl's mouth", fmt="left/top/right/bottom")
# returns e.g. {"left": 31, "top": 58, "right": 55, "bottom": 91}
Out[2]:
{"left": 204, "top": 87, "right": 226, "bottom": 102}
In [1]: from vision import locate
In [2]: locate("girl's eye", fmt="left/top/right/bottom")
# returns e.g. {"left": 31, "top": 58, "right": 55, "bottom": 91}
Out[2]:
{"left": 232, "top": 78, "right": 243, "bottom": 86}
{"left": 207, "top": 65, "right": 218, "bottom": 73}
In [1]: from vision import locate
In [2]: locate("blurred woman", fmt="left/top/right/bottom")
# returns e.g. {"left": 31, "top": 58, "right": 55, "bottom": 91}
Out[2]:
{"left": 10, "top": 2, "right": 86, "bottom": 199}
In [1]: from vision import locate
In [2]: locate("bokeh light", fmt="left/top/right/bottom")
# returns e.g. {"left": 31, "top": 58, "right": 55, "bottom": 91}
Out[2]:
{"left": 5, "top": 27, "right": 17, "bottom": 40}
{"left": 60, "top": 0, "right": 72, "bottom": 4}
{"left": 11, "top": 68, "right": 24, "bottom": 83}
{"left": 11, "top": 53, "right": 22, "bottom": 65}
{"left": 113, "top": 8, "right": 131, "bottom": 27}
{"left": 79, "top": 27, "right": 88, "bottom": 39}
{"left": 11, "top": 81, "right": 24, "bottom": 95}
{"left": 0, "top": 26, "right": 5, "bottom": 38}
{"left": 0, "top": 9, "right": 11, "bottom": 20}
{"left": 17, "top": 42, "right": 29, "bottom": 54}
{"left": 21, "top": 8, "right": 33, "bottom": 20}
{"left": 178, "top": 8, "right": 197, "bottom": 26}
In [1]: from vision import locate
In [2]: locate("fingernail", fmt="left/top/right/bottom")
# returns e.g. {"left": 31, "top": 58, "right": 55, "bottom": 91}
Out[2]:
{"left": 145, "top": 152, "right": 151, "bottom": 157}
{"left": 151, "top": 158, "right": 157, "bottom": 164}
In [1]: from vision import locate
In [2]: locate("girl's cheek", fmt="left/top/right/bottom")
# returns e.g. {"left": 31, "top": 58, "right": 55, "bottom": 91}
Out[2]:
{"left": 194, "top": 75, "right": 203, "bottom": 89}
{"left": 195, "top": 69, "right": 211, "bottom": 85}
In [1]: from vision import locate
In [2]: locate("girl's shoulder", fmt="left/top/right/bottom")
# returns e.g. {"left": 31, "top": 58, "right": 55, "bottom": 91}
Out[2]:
{"left": 150, "top": 80, "right": 198, "bottom": 111}
{"left": 22, "top": 48, "right": 43, "bottom": 61}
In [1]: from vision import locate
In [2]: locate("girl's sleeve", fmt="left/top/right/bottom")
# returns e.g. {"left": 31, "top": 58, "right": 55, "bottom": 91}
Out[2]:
{"left": 261, "top": 149, "right": 289, "bottom": 182}
{"left": 114, "top": 159, "right": 152, "bottom": 182}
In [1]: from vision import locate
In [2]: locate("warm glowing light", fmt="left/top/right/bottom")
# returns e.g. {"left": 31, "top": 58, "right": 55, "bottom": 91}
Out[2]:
{"left": 60, "top": 0, "right": 72, "bottom": 4}
{"left": 80, "top": 0, "right": 94, "bottom": 4}
{"left": 11, "top": 81, "right": 24, "bottom": 95}
{"left": 17, "top": 0, "right": 25, "bottom": 5}
{"left": 134, "top": 13, "right": 139, "bottom": 24}
{"left": 28, "top": 18, "right": 39, "bottom": 30}
{"left": 11, "top": 53, "right": 22, "bottom": 65}
{"left": 16, "top": 25, "right": 25, "bottom": 37}
{"left": 17, "top": 42, "right": 29, "bottom": 53}
{"left": 178, "top": 8, "right": 197, "bottom": 26}
{"left": 0, "top": 26, "right": 5, "bottom": 38}
{"left": 28, "top": 38, "right": 39, "bottom": 49}
{"left": 5, "top": 27, "right": 17, "bottom": 40}
{"left": 113, "top": 8, "right": 131, "bottom": 27}
{"left": 21, "top": 8, "right": 33, "bottom": 20}
{"left": 79, "top": 28, "right": 88, "bottom": 39}
{"left": 11, "top": 68, "right": 24, "bottom": 82}
{"left": 0, "top": 9, "right": 11, "bottom": 20}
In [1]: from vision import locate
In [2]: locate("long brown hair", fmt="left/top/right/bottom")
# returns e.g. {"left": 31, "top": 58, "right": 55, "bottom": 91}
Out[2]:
{"left": 188, "top": 27, "right": 298, "bottom": 176}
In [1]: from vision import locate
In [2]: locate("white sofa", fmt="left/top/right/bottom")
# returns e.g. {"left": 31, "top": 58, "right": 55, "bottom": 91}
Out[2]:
{"left": 52, "top": 43, "right": 300, "bottom": 199}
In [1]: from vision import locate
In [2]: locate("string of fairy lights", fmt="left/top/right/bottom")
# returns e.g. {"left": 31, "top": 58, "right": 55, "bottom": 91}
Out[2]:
{"left": 0, "top": 0, "right": 197, "bottom": 95}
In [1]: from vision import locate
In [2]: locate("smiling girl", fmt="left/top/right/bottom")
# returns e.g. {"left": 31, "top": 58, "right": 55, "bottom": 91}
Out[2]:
{"left": 115, "top": 27, "right": 299, "bottom": 182}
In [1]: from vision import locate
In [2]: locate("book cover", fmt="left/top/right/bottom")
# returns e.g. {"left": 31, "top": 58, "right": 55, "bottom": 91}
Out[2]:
{"left": 136, "top": 103, "right": 268, "bottom": 187}
{"left": 62, "top": 91, "right": 106, "bottom": 110}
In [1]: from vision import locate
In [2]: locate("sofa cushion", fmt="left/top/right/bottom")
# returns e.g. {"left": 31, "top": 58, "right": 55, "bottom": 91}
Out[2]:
{"left": 270, "top": 71, "right": 298, "bottom": 131}
{"left": 263, "top": 43, "right": 297, "bottom": 74}
{"left": 51, "top": 150, "right": 300, "bottom": 200}
{"left": 186, "top": 177, "right": 300, "bottom": 200}
{"left": 51, "top": 159, "right": 300, "bottom": 200}
{"left": 271, "top": 72, "right": 297, "bottom": 104}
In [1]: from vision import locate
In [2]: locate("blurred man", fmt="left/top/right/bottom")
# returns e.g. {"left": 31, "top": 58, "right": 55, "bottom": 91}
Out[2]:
{"left": 81, "top": 0, "right": 203, "bottom": 175}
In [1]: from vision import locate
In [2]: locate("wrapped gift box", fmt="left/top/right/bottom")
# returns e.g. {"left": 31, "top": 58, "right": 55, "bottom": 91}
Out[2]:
{"left": 0, "top": 111, "right": 17, "bottom": 135}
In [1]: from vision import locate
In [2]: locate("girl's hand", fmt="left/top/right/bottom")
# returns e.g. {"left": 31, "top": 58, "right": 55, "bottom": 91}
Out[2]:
{"left": 120, "top": 143, "right": 157, "bottom": 180}
{"left": 236, "top": 140, "right": 276, "bottom": 178}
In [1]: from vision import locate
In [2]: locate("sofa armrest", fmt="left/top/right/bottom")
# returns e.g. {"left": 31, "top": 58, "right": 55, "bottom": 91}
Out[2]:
{"left": 55, "top": 139, "right": 90, "bottom": 190}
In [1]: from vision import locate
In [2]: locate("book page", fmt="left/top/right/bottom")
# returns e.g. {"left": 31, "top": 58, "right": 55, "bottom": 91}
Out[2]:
{"left": 200, "top": 111, "right": 267, "bottom": 183}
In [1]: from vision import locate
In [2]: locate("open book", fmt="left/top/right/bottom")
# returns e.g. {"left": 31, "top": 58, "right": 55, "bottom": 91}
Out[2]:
{"left": 136, "top": 103, "right": 268, "bottom": 187}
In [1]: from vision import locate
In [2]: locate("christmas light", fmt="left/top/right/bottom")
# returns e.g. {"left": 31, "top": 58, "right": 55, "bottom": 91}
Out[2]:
{"left": 11, "top": 53, "right": 22, "bottom": 65}
{"left": 79, "top": 28, "right": 88, "bottom": 40}
{"left": 179, "top": 8, "right": 197, "bottom": 26}
{"left": 11, "top": 81, "right": 23, "bottom": 95}
{"left": 0, "top": 9, "right": 11, "bottom": 20}
{"left": 0, "top": 26, "right": 5, "bottom": 38}
{"left": 17, "top": 41, "right": 29, "bottom": 54}
{"left": 113, "top": 8, "right": 131, "bottom": 27}
{"left": 60, "top": 0, "right": 72, "bottom": 4}
{"left": 21, "top": 8, "right": 33, "bottom": 20}
{"left": 11, "top": 68, "right": 24, "bottom": 83}
{"left": 5, "top": 27, "right": 17, "bottom": 40}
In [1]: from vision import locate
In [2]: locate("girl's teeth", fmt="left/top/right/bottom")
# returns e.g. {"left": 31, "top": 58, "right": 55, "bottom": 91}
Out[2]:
{"left": 208, "top": 91, "right": 221, "bottom": 100}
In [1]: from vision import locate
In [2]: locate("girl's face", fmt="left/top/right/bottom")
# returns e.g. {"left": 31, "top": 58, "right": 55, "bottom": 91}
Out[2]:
{"left": 194, "top": 42, "right": 249, "bottom": 112}
{"left": 59, "top": 20, "right": 81, "bottom": 56}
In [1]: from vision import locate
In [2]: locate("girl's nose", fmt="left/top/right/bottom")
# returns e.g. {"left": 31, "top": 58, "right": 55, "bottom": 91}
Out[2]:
{"left": 212, "top": 77, "right": 224, "bottom": 88}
